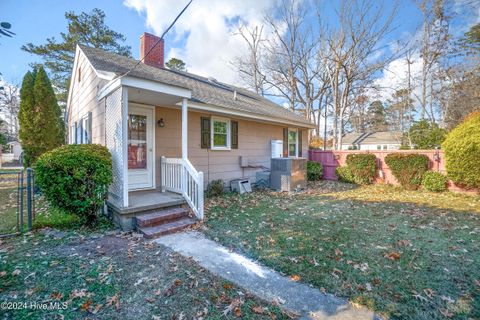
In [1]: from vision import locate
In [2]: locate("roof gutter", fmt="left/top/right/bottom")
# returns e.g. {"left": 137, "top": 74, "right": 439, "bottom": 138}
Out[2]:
{"left": 184, "top": 101, "right": 316, "bottom": 129}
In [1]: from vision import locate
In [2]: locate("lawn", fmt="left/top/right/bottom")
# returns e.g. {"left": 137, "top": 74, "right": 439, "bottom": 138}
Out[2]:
{"left": 0, "top": 170, "right": 22, "bottom": 234}
{"left": 203, "top": 181, "right": 480, "bottom": 320}
{"left": 0, "top": 228, "right": 294, "bottom": 319}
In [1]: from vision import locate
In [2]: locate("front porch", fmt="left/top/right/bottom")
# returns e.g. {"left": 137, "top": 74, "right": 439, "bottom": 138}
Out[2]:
{"left": 109, "top": 190, "right": 186, "bottom": 215}
{"left": 102, "top": 80, "right": 204, "bottom": 231}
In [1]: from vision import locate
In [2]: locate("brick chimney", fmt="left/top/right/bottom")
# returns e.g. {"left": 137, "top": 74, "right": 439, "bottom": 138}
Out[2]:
{"left": 140, "top": 32, "right": 164, "bottom": 68}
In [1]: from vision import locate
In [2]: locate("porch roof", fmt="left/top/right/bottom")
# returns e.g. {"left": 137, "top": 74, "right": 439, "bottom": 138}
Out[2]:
{"left": 79, "top": 44, "right": 315, "bottom": 128}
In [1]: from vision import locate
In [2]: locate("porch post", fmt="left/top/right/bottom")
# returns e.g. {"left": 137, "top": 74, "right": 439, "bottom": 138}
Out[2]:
{"left": 121, "top": 87, "right": 129, "bottom": 208}
{"left": 182, "top": 98, "right": 188, "bottom": 160}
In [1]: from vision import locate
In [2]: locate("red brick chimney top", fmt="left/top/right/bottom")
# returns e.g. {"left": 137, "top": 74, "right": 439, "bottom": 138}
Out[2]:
{"left": 140, "top": 32, "right": 164, "bottom": 69}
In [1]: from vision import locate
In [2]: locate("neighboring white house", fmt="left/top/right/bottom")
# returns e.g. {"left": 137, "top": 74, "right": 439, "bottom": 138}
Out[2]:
{"left": 341, "top": 131, "right": 403, "bottom": 150}
{"left": 7, "top": 141, "right": 23, "bottom": 160}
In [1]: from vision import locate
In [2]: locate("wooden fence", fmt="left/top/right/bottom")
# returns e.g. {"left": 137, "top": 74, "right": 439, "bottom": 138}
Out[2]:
{"left": 308, "top": 149, "right": 472, "bottom": 193}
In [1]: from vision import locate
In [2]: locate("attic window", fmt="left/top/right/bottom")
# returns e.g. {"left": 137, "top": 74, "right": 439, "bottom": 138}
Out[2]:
{"left": 78, "top": 67, "right": 81, "bottom": 82}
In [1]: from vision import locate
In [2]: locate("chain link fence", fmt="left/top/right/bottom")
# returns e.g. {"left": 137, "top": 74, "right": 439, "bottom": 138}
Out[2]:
{"left": 0, "top": 169, "right": 35, "bottom": 236}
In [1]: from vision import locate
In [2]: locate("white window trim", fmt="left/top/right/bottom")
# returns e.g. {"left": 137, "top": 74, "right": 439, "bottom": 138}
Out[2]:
{"left": 288, "top": 128, "right": 298, "bottom": 157}
{"left": 211, "top": 116, "right": 231, "bottom": 151}
{"left": 82, "top": 115, "right": 89, "bottom": 144}
{"left": 70, "top": 123, "right": 76, "bottom": 144}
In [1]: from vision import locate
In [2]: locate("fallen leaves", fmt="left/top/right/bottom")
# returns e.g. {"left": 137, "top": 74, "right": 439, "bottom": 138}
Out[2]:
{"left": 50, "top": 291, "right": 63, "bottom": 300}
{"left": 331, "top": 268, "right": 342, "bottom": 279}
{"left": 164, "top": 279, "right": 183, "bottom": 297}
{"left": 251, "top": 305, "right": 264, "bottom": 314}
{"left": 290, "top": 274, "right": 301, "bottom": 282}
{"left": 423, "top": 288, "right": 435, "bottom": 299}
{"left": 396, "top": 239, "right": 411, "bottom": 247}
{"left": 223, "top": 298, "right": 243, "bottom": 317}
{"left": 105, "top": 294, "right": 120, "bottom": 310}
{"left": 384, "top": 251, "right": 401, "bottom": 260}
{"left": 353, "top": 262, "right": 369, "bottom": 272}
{"left": 439, "top": 308, "right": 454, "bottom": 318}
{"left": 80, "top": 299, "right": 92, "bottom": 311}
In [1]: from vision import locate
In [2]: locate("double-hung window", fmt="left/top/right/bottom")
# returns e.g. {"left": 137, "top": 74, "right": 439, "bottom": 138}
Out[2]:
{"left": 82, "top": 113, "right": 92, "bottom": 144}
{"left": 211, "top": 117, "right": 231, "bottom": 150}
{"left": 71, "top": 112, "right": 92, "bottom": 144}
{"left": 70, "top": 123, "right": 77, "bottom": 144}
{"left": 288, "top": 128, "right": 298, "bottom": 157}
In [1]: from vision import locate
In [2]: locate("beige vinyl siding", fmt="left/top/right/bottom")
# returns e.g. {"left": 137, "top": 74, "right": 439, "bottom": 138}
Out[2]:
{"left": 67, "top": 50, "right": 107, "bottom": 144}
{"left": 153, "top": 106, "right": 308, "bottom": 188}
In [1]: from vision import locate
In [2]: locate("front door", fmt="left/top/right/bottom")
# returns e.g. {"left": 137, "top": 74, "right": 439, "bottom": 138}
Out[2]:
{"left": 128, "top": 105, "right": 154, "bottom": 190}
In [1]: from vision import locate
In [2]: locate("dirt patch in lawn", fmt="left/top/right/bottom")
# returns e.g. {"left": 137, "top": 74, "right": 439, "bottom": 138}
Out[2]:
{"left": 0, "top": 229, "right": 295, "bottom": 319}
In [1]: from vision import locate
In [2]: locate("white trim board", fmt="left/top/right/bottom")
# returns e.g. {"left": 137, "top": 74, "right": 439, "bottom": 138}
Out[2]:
{"left": 98, "top": 76, "right": 192, "bottom": 101}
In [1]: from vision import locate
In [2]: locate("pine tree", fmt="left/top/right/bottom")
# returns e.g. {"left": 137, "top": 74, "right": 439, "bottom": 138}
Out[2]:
{"left": 22, "top": 9, "right": 131, "bottom": 104}
{"left": 366, "top": 100, "right": 388, "bottom": 132}
{"left": 19, "top": 70, "right": 37, "bottom": 166}
{"left": 18, "top": 67, "right": 63, "bottom": 166}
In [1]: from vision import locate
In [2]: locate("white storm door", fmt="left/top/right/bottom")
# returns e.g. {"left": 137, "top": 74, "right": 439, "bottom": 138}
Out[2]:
{"left": 128, "top": 106, "right": 154, "bottom": 190}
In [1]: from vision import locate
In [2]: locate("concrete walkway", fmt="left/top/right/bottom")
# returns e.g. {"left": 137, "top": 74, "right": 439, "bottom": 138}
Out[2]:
{"left": 155, "top": 231, "right": 379, "bottom": 320}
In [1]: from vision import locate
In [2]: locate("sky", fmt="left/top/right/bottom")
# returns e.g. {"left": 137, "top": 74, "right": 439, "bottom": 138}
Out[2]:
{"left": 0, "top": 0, "right": 478, "bottom": 97}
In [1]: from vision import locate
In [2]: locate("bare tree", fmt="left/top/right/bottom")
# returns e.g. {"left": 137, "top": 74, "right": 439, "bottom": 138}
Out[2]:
{"left": 324, "top": 0, "right": 398, "bottom": 149}
{"left": 0, "top": 83, "right": 20, "bottom": 139}
{"left": 233, "top": 25, "right": 267, "bottom": 95}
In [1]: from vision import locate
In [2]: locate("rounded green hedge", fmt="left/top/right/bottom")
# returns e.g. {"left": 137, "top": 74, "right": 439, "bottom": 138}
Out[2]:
{"left": 335, "top": 166, "right": 355, "bottom": 183}
{"left": 422, "top": 171, "right": 447, "bottom": 192}
{"left": 307, "top": 161, "right": 323, "bottom": 181}
{"left": 345, "top": 153, "right": 377, "bottom": 185}
{"left": 35, "top": 144, "right": 112, "bottom": 225}
{"left": 442, "top": 112, "right": 480, "bottom": 190}
{"left": 385, "top": 153, "right": 429, "bottom": 190}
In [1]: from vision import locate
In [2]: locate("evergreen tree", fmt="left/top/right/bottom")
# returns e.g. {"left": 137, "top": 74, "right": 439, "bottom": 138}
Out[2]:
{"left": 366, "top": 100, "right": 388, "bottom": 132}
{"left": 22, "top": 9, "right": 131, "bottom": 104}
{"left": 405, "top": 119, "right": 447, "bottom": 149}
{"left": 19, "top": 70, "right": 36, "bottom": 166}
{"left": 18, "top": 67, "right": 63, "bottom": 166}
{"left": 166, "top": 58, "right": 187, "bottom": 71}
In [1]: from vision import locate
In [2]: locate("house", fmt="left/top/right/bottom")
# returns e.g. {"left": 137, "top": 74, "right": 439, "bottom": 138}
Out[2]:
{"left": 0, "top": 141, "right": 22, "bottom": 167}
{"left": 67, "top": 32, "right": 314, "bottom": 234}
{"left": 341, "top": 131, "right": 402, "bottom": 150}
{"left": 7, "top": 141, "right": 23, "bottom": 160}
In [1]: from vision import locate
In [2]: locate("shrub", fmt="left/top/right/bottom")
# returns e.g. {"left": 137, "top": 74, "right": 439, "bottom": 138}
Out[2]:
{"left": 442, "top": 111, "right": 480, "bottom": 189}
{"left": 206, "top": 179, "right": 225, "bottom": 197}
{"left": 407, "top": 119, "right": 447, "bottom": 149}
{"left": 335, "top": 166, "right": 355, "bottom": 183}
{"left": 385, "top": 153, "right": 429, "bottom": 190}
{"left": 345, "top": 153, "right": 377, "bottom": 185}
{"left": 422, "top": 171, "right": 447, "bottom": 192}
{"left": 35, "top": 144, "right": 112, "bottom": 225}
{"left": 306, "top": 161, "right": 323, "bottom": 181}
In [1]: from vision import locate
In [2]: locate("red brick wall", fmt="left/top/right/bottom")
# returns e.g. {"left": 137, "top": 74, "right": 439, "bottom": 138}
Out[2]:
{"left": 140, "top": 32, "right": 164, "bottom": 69}
{"left": 308, "top": 149, "right": 476, "bottom": 194}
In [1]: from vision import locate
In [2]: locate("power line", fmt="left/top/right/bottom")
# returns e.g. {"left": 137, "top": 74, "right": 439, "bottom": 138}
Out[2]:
{"left": 117, "top": 0, "right": 193, "bottom": 80}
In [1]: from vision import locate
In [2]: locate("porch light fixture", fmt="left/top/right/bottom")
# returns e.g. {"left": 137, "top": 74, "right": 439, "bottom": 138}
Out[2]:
{"left": 157, "top": 118, "right": 165, "bottom": 127}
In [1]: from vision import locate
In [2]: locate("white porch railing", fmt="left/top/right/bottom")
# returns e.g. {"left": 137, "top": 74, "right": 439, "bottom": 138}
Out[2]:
{"left": 161, "top": 157, "right": 204, "bottom": 220}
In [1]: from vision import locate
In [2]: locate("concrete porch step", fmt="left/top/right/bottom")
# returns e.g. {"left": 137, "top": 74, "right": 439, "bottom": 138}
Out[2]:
{"left": 136, "top": 207, "right": 189, "bottom": 228}
{"left": 138, "top": 217, "right": 197, "bottom": 239}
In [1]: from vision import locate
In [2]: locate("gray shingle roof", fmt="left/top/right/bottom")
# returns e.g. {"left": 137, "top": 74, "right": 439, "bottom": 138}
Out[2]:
{"left": 79, "top": 45, "right": 313, "bottom": 127}
{"left": 342, "top": 131, "right": 403, "bottom": 145}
